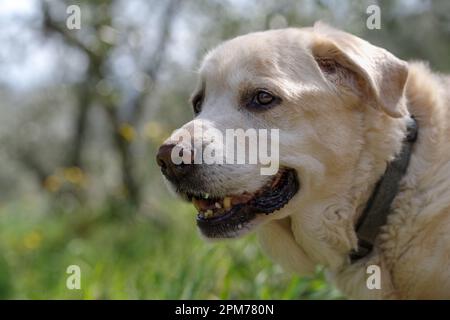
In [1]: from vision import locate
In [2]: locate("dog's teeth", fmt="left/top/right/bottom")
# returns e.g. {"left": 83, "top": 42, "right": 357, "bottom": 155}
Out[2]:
{"left": 223, "top": 197, "right": 231, "bottom": 209}
{"left": 204, "top": 193, "right": 209, "bottom": 199}
{"left": 215, "top": 202, "right": 221, "bottom": 209}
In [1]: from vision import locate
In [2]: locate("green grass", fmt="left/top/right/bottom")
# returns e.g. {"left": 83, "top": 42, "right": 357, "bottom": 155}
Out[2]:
{"left": 0, "top": 198, "right": 342, "bottom": 299}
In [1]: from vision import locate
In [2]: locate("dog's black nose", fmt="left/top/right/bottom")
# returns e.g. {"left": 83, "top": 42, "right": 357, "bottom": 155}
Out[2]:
{"left": 156, "top": 143, "right": 175, "bottom": 170}
{"left": 156, "top": 143, "right": 194, "bottom": 181}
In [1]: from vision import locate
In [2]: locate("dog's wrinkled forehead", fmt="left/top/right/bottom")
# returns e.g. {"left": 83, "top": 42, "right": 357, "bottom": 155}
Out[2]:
{"left": 198, "top": 29, "right": 318, "bottom": 91}
{"left": 200, "top": 37, "right": 278, "bottom": 83}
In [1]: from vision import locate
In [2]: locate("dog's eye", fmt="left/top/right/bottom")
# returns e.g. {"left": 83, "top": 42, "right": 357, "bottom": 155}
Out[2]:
{"left": 255, "top": 91, "right": 274, "bottom": 105}
{"left": 192, "top": 93, "right": 203, "bottom": 115}
{"left": 247, "top": 90, "right": 279, "bottom": 110}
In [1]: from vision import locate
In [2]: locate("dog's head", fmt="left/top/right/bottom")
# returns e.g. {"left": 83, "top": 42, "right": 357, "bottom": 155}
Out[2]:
{"left": 157, "top": 24, "right": 409, "bottom": 239}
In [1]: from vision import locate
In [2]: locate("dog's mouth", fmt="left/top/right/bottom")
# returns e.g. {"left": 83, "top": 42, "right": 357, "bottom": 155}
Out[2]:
{"left": 181, "top": 168, "right": 299, "bottom": 238}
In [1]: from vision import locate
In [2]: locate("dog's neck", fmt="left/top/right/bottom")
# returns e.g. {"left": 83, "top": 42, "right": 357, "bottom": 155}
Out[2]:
{"left": 349, "top": 117, "right": 418, "bottom": 262}
{"left": 288, "top": 107, "right": 413, "bottom": 270}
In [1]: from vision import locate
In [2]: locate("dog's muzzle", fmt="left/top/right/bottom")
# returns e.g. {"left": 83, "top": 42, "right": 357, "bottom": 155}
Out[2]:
{"left": 156, "top": 142, "right": 300, "bottom": 238}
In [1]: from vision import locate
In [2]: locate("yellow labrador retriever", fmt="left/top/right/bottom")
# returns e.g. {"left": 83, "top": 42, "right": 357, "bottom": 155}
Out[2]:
{"left": 156, "top": 23, "right": 450, "bottom": 299}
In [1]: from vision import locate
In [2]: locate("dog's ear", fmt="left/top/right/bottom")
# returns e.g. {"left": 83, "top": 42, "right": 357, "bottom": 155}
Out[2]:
{"left": 311, "top": 25, "right": 409, "bottom": 118}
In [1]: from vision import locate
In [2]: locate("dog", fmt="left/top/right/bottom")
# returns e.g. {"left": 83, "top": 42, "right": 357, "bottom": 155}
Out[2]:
{"left": 156, "top": 23, "right": 450, "bottom": 299}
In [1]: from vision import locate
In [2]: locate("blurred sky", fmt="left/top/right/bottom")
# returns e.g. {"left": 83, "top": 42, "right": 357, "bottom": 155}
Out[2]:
{"left": 0, "top": 0, "right": 196, "bottom": 92}
{"left": 0, "top": 0, "right": 47, "bottom": 90}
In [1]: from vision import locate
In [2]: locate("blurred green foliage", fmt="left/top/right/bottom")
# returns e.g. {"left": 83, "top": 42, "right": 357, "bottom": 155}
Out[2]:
{"left": 0, "top": 200, "right": 341, "bottom": 299}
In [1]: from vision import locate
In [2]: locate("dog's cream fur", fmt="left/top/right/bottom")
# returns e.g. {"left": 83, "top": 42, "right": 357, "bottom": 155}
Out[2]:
{"left": 164, "top": 24, "right": 450, "bottom": 299}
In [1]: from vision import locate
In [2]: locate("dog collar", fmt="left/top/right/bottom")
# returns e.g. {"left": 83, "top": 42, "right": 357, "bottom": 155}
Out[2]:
{"left": 349, "top": 117, "right": 418, "bottom": 263}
